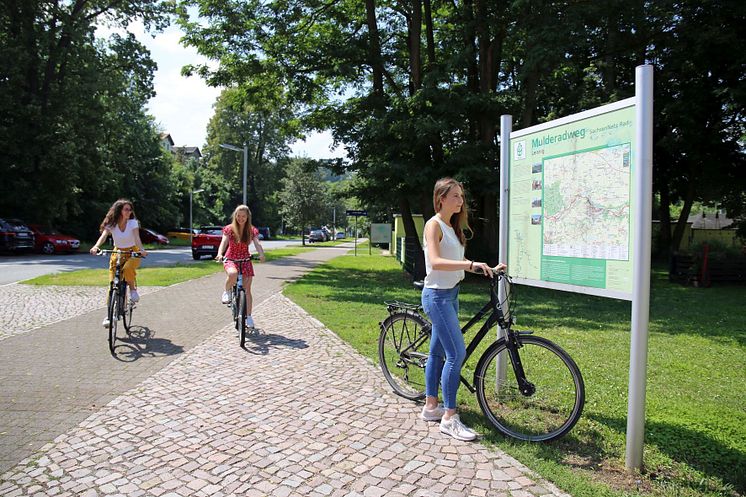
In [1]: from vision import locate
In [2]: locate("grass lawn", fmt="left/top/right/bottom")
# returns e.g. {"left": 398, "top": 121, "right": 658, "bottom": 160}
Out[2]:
{"left": 21, "top": 247, "right": 313, "bottom": 286}
{"left": 283, "top": 249, "right": 745, "bottom": 497}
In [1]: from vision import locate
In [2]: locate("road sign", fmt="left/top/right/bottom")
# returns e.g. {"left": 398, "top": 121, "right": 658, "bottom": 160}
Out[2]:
{"left": 345, "top": 209, "right": 368, "bottom": 216}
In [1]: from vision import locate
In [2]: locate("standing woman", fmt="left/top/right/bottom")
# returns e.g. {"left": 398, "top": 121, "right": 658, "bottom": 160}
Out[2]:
{"left": 215, "top": 205, "right": 266, "bottom": 329}
{"left": 89, "top": 199, "right": 148, "bottom": 327}
{"left": 420, "top": 177, "right": 506, "bottom": 441}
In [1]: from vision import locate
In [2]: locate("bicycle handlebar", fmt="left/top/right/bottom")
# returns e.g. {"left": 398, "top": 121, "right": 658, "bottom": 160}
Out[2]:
{"left": 95, "top": 249, "right": 144, "bottom": 258}
{"left": 474, "top": 267, "right": 507, "bottom": 278}
{"left": 222, "top": 255, "right": 259, "bottom": 262}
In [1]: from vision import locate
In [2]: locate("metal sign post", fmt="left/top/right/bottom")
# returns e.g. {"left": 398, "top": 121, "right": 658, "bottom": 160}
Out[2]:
{"left": 345, "top": 209, "right": 368, "bottom": 256}
{"left": 626, "top": 63, "right": 654, "bottom": 471}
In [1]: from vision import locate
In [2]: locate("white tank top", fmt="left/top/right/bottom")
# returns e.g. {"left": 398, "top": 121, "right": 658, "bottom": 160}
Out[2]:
{"left": 108, "top": 219, "right": 139, "bottom": 248}
{"left": 423, "top": 216, "right": 465, "bottom": 289}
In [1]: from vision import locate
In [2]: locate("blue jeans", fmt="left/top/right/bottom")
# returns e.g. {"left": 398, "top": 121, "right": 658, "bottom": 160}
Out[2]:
{"left": 421, "top": 286, "right": 465, "bottom": 410}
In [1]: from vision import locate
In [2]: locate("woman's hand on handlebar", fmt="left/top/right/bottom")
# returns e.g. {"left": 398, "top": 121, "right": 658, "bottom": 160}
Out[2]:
{"left": 473, "top": 262, "right": 507, "bottom": 278}
{"left": 89, "top": 247, "right": 100, "bottom": 256}
{"left": 215, "top": 254, "right": 224, "bottom": 262}
{"left": 472, "top": 261, "right": 494, "bottom": 278}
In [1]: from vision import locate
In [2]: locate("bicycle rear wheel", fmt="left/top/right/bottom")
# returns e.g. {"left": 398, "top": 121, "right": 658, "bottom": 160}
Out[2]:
{"left": 378, "top": 311, "right": 431, "bottom": 400}
{"left": 122, "top": 284, "right": 134, "bottom": 332}
{"left": 238, "top": 289, "right": 247, "bottom": 348}
{"left": 474, "top": 335, "right": 585, "bottom": 442}
{"left": 107, "top": 285, "right": 118, "bottom": 354}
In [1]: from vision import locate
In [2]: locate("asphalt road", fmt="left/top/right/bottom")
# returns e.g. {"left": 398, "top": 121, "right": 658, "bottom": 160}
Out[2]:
{"left": 0, "top": 239, "right": 302, "bottom": 286}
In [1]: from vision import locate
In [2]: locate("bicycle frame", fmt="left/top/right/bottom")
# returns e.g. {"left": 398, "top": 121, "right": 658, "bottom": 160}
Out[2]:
{"left": 393, "top": 273, "right": 529, "bottom": 395}
{"left": 101, "top": 249, "right": 140, "bottom": 306}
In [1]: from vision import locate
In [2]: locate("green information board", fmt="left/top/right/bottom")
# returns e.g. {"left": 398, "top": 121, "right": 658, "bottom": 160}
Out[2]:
{"left": 508, "top": 98, "right": 636, "bottom": 300}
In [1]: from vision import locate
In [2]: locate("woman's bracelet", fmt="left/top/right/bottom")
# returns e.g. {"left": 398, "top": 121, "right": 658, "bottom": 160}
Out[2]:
{"left": 469, "top": 260, "right": 474, "bottom": 271}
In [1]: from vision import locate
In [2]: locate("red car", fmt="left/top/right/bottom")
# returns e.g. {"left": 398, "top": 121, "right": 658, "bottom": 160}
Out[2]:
{"left": 29, "top": 225, "right": 80, "bottom": 254}
{"left": 139, "top": 228, "right": 169, "bottom": 245}
{"left": 191, "top": 226, "right": 223, "bottom": 260}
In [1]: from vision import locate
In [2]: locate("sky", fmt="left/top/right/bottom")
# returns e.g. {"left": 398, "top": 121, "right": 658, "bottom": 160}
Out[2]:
{"left": 98, "top": 20, "right": 346, "bottom": 159}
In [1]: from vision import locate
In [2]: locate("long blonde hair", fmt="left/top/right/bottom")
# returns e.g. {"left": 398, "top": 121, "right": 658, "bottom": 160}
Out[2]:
{"left": 230, "top": 204, "right": 254, "bottom": 244}
{"left": 100, "top": 199, "right": 136, "bottom": 231}
{"left": 433, "top": 177, "right": 470, "bottom": 246}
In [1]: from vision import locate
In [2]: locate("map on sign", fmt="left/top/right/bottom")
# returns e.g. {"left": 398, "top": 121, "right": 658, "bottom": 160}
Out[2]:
{"left": 507, "top": 98, "right": 636, "bottom": 300}
{"left": 542, "top": 144, "right": 630, "bottom": 261}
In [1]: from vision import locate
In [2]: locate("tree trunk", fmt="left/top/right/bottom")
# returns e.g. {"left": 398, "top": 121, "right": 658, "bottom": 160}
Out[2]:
{"left": 407, "top": 0, "right": 423, "bottom": 92}
{"left": 658, "top": 182, "right": 672, "bottom": 255}
{"left": 521, "top": 69, "right": 540, "bottom": 127}
{"left": 399, "top": 194, "right": 426, "bottom": 280}
{"left": 365, "top": 0, "right": 384, "bottom": 95}
{"left": 671, "top": 181, "right": 696, "bottom": 252}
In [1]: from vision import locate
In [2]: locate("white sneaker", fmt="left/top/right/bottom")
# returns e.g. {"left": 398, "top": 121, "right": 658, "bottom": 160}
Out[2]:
{"left": 245, "top": 315, "right": 255, "bottom": 328}
{"left": 221, "top": 291, "right": 231, "bottom": 304}
{"left": 102, "top": 317, "right": 110, "bottom": 328}
{"left": 130, "top": 289, "right": 140, "bottom": 302}
{"left": 439, "top": 414, "right": 477, "bottom": 441}
{"left": 420, "top": 405, "right": 445, "bottom": 421}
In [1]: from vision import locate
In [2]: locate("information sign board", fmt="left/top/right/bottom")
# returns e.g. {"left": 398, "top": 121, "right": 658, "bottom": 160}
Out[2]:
{"left": 508, "top": 98, "right": 636, "bottom": 300}
{"left": 370, "top": 223, "right": 392, "bottom": 244}
{"left": 346, "top": 209, "right": 368, "bottom": 216}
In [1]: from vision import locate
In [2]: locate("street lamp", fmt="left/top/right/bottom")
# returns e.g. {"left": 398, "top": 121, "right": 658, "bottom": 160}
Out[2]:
{"left": 220, "top": 142, "right": 248, "bottom": 205}
{"left": 190, "top": 188, "right": 204, "bottom": 244}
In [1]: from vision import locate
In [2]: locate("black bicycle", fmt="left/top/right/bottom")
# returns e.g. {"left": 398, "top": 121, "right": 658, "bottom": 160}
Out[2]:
{"left": 223, "top": 256, "right": 259, "bottom": 348}
{"left": 96, "top": 249, "right": 143, "bottom": 354}
{"left": 378, "top": 270, "right": 585, "bottom": 442}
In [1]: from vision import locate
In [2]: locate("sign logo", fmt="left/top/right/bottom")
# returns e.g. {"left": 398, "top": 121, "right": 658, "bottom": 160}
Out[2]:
{"left": 513, "top": 140, "right": 526, "bottom": 161}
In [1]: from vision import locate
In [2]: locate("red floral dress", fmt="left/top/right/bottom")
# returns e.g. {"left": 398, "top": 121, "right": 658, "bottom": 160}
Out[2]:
{"left": 222, "top": 225, "right": 259, "bottom": 277}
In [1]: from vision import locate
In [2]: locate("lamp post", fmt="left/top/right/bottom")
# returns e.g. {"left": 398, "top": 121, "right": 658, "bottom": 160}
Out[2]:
{"left": 220, "top": 142, "right": 248, "bottom": 205}
{"left": 189, "top": 188, "right": 204, "bottom": 244}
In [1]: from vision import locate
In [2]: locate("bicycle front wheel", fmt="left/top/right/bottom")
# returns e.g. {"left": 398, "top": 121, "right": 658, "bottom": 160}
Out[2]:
{"left": 474, "top": 335, "right": 585, "bottom": 442}
{"left": 378, "top": 311, "right": 431, "bottom": 400}
{"left": 122, "top": 285, "right": 134, "bottom": 332}
{"left": 107, "top": 286, "right": 118, "bottom": 354}
{"left": 238, "top": 289, "right": 247, "bottom": 348}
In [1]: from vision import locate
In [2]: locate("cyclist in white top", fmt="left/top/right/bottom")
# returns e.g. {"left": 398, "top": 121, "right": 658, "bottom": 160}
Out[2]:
{"left": 420, "top": 177, "right": 506, "bottom": 441}
{"left": 90, "top": 199, "right": 148, "bottom": 327}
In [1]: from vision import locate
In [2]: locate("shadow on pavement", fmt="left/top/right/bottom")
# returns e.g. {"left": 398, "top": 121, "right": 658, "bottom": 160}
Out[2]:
{"left": 242, "top": 331, "right": 308, "bottom": 356}
{"left": 112, "top": 326, "right": 184, "bottom": 362}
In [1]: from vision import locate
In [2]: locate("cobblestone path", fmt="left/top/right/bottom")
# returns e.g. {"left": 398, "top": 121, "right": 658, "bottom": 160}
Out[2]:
{"left": 0, "top": 294, "right": 569, "bottom": 497}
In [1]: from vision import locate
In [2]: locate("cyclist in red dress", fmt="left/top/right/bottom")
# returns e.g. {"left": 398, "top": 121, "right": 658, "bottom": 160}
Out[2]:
{"left": 215, "top": 205, "right": 266, "bottom": 328}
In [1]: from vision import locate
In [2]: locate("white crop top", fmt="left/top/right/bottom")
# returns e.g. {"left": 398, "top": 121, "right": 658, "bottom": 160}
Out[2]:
{"left": 423, "top": 216, "right": 465, "bottom": 289}
{"left": 108, "top": 219, "right": 140, "bottom": 248}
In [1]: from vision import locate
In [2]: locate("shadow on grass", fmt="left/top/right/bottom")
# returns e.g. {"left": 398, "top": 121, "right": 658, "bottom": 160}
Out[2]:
{"left": 589, "top": 413, "right": 745, "bottom": 494}
{"left": 112, "top": 326, "right": 184, "bottom": 362}
{"left": 298, "top": 264, "right": 746, "bottom": 345}
{"left": 467, "top": 406, "right": 745, "bottom": 496}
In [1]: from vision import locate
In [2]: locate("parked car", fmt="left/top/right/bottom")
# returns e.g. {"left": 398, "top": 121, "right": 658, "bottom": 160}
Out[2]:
{"left": 0, "top": 218, "right": 35, "bottom": 253}
{"left": 256, "top": 226, "right": 271, "bottom": 240}
{"left": 166, "top": 227, "right": 195, "bottom": 240}
{"left": 29, "top": 225, "right": 80, "bottom": 254}
{"left": 139, "top": 228, "right": 169, "bottom": 245}
{"left": 307, "top": 227, "right": 327, "bottom": 243}
{"left": 191, "top": 226, "right": 223, "bottom": 260}
{"left": 336, "top": 231, "right": 345, "bottom": 239}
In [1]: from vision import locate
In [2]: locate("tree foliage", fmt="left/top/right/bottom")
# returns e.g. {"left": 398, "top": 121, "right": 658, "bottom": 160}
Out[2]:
{"left": 177, "top": 0, "right": 745, "bottom": 261}
{"left": 278, "top": 158, "right": 328, "bottom": 244}
{"left": 0, "top": 0, "right": 178, "bottom": 235}
{"left": 196, "top": 87, "right": 298, "bottom": 230}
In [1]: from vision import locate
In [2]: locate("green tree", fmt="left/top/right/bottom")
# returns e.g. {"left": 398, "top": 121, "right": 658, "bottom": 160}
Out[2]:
{"left": 278, "top": 159, "right": 328, "bottom": 245}
{"left": 197, "top": 87, "right": 297, "bottom": 230}
{"left": 0, "top": 0, "right": 175, "bottom": 236}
